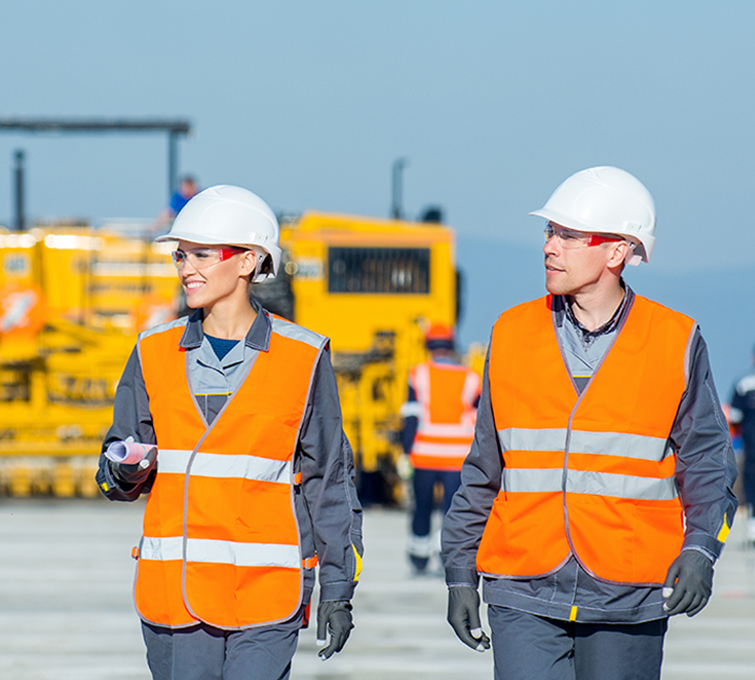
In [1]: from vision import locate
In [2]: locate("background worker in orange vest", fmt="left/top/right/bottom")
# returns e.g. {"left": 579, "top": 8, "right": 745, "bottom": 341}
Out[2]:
{"left": 729, "top": 347, "right": 755, "bottom": 541}
{"left": 401, "top": 323, "right": 481, "bottom": 574}
{"left": 96, "top": 186, "right": 363, "bottom": 680}
{"left": 442, "top": 167, "right": 738, "bottom": 680}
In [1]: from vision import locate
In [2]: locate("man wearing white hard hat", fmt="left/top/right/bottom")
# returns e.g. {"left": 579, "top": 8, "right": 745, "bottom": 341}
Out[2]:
{"left": 96, "top": 186, "right": 363, "bottom": 680}
{"left": 442, "top": 167, "right": 737, "bottom": 679}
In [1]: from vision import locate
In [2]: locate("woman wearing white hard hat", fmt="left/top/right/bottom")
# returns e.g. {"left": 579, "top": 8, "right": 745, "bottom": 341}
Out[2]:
{"left": 96, "top": 186, "right": 363, "bottom": 680}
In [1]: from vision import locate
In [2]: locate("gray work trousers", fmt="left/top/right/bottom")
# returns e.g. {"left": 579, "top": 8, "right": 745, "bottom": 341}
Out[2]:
{"left": 141, "top": 607, "right": 304, "bottom": 680}
{"left": 488, "top": 605, "right": 667, "bottom": 680}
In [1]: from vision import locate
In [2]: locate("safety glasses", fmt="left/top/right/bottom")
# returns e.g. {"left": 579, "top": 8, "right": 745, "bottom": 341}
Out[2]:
{"left": 544, "top": 223, "right": 624, "bottom": 248}
{"left": 171, "top": 247, "right": 248, "bottom": 270}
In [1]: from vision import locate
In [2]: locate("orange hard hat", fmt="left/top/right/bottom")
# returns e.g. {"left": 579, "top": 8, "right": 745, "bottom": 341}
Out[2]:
{"left": 425, "top": 322, "right": 455, "bottom": 345}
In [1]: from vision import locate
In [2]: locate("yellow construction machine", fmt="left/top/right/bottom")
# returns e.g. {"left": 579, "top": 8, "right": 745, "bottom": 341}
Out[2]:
{"left": 255, "top": 211, "right": 471, "bottom": 503}
{"left": 0, "top": 212, "right": 476, "bottom": 502}
{"left": 0, "top": 224, "right": 178, "bottom": 497}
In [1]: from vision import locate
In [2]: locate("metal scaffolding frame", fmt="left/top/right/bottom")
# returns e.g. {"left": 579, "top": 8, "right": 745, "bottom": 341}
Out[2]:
{"left": 0, "top": 117, "right": 192, "bottom": 207}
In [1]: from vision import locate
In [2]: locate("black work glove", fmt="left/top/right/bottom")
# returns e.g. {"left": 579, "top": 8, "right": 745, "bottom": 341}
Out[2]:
{"left": 316, "top": 600, "right": 353, "bottom": 659}
{"left": 109, "top": 444, "right": 157, "bottom": 487}
{"left": 663, "top": 549, "right": 713, "bottom": 617}
{"left": 447, "top": 585, "right": 491, "bottom": 652}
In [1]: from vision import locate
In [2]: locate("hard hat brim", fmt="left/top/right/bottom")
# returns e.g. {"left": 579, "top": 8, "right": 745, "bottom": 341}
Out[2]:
{"left": 529, "top": 207, "right": 599, "bottom": 236}
{"left": 529, "top": 208, "right": 652, "bottom": 264}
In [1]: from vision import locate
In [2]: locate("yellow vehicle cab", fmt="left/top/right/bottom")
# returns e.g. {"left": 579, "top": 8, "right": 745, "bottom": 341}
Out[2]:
{"left": 255, "top": 211, "right": 461, "bottom": 503}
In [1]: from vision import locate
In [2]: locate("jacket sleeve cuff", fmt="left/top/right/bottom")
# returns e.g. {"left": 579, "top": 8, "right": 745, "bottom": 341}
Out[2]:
{"left": 681, "top": 545, "right": 716, "bottom": 563}
{"left": 682, "top": 532, "right": 723, "bottom": 561}
{"left": 319, "top": 581, "right": 356, "bottom": 602}
{"left": 445, "top": 567, "right": 479, "bottom": 588}
{"left": 95, "top": 458, "right": 143, "bottom": 502}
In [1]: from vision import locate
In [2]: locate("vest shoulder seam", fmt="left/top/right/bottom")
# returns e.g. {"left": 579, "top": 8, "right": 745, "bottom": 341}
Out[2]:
{"left": 138, "top": 316, "right": 189, "bottom": 342}
{"left": 496, "top": 295, "right": 549, "bottom": 320}
{"left": 632, "top": 294, "right": 695, "bottom": 325}
{"left": 270, "top": 316, "right": 327, "bottom": 349}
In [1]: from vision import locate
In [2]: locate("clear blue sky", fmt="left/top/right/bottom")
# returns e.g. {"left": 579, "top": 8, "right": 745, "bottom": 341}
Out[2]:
{"left": 1, "top": 1, "right": 754, "bottom": 391}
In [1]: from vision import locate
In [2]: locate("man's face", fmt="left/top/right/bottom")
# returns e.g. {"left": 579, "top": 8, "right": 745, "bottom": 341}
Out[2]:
{"left": 542, "top": 224, "right": 623, "bottom": 296}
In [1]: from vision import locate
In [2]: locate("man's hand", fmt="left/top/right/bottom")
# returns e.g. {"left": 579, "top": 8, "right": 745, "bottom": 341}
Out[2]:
{"left": 663, "top": 550, "right": 713, "bottom": 617}
{"left": 110, "top": 444, "right": 156, "bottom": 487}
{"left": 316, "top": 600, "right": 353, "bottom": 660}
{"left": 447, "top": 585, "right": 490, "bottom": 652}
{"left": 396, "top": 453, "right": 413, "bottom": 481}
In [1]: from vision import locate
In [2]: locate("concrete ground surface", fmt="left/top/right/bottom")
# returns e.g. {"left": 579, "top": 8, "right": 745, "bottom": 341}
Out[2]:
{"left": 0, "top": 499, "right": 753, "bottom": 679}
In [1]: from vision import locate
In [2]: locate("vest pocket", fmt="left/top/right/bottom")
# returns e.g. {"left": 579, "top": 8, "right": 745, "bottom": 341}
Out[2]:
{"left": 479, "top": 491, "right": 569, "bottom": 577}
{"left": 630, "top": 501, "right": 684, "bottom": 584}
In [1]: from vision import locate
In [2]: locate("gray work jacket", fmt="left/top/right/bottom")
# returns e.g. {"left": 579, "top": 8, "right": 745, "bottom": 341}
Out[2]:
{"left": 96, "top": 303, "right": 363, "bottom": 606}
{"left": 442, "top": 288, "right": 738, "bottom": 623}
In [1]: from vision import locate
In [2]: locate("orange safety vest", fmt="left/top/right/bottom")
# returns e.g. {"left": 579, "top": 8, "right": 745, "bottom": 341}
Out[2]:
{"left": 409, "top": 361, "right": 480, "bottom": 471}
{"left": 477, "top": 294, "right": 695, "bottom": 585}
{"left": 135, "top": 316, "right": 325, "bottom": 629}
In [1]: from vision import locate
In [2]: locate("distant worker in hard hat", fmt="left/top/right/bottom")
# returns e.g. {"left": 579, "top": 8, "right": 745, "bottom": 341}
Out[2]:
{"left": 96, "top": 185, "right": 363, "bottom": 680}
{"left": 168, "top": 175, "right": 200, "bottom": 217}
{"left": 442, "top": 166, "right": 738, "bottom": 680}
{"left": 729, "top": 345, "right": 755, "bottom": 542}
{"left": 401, "top": 322, "right": 481, "bottom": 574}
{"left": 151, "top": 176, "right": 201, "bottom": 235}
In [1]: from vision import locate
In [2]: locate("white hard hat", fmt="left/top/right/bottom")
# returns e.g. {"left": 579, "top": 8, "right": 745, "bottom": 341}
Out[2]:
{"left": 529, "top": 166, "right": 656, "bottom": 265}
{"left": 155, "top": 185, "right": 282, "bottom": 281}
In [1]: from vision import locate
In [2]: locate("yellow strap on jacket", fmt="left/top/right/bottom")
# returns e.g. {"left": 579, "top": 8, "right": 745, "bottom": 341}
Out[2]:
{"left": 135, "top": 317, "right": 324, "bottom": 629}
{"left": 409, "top": 361, "right": 480, "bottom": 471}
{"left": 478, "top": 294, "right": 695, "bottom": 585}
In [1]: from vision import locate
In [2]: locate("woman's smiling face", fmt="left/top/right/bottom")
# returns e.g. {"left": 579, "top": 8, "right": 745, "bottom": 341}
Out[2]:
{"left": 175, "top": 240, "right": 256, "bottom": 309}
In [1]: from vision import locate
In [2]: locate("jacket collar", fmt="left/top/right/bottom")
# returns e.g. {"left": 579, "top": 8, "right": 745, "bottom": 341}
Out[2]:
{"left": 553, "top": 280, "right": 635, "bottom": 337}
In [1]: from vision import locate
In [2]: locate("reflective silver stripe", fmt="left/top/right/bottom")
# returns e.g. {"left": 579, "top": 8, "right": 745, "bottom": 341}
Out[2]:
{"left": 501, "top": 468, "right": 678, "bottom": 501}
{"left": 188, "top": 539, "right": 300, "bottom": 568}
{"left": 418, "top": 422, "right": 475, "bottom": 437}
{"left": 412, "top": 364, "right": 431, "bottom": 418}
{"left": 569, "top": 431, "right": 668, "bottom": 462}
{"left": 140, "top": 536, "right": 183, "bottom": 561}
{"left": 684, "top": 322, "right": 697, "bottom": 387}
{"left": 400, "top": 402, "right": 422, "bottom": 418}
{"left": 566, "top": 470, "right": 679, "bottom": 500}
{"left": 498, "top": 428, "right": 567, "bottom": 452}
{"left": 156, "top": 449, "right": 191, "bottom": 474}
{"left": 498, "top": 428, "right": 671, "bottom": 462}
{"left": 137, "top": 315, "right": 189, "bottom": 342}
{"left": 461, "top": 370, "right": 481, "bottom": 408}
{"left": 412, "top": 442, "right": 470, "bottom": 457}
{"left": 190, "top": 454, "right": 291, "bottom": 483}
{"left": 270, "top": 316, "right": 326, "bottom": 350}
{"left": 158, "top": 450, "right": 291, "bottom": 483}
{"left": 140, "top": 537, "right": 301, "bottom": 568}
{"left": 502, "top": 468, "right": 563, "bottom": 493}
